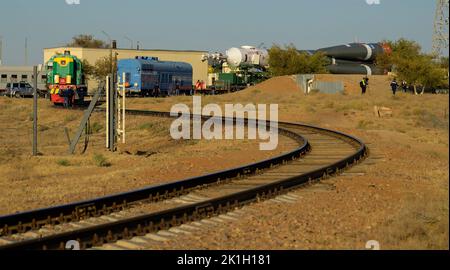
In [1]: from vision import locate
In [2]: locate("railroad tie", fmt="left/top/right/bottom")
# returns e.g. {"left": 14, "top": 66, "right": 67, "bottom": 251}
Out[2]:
{"left": 142, "top": 233, "right": 170, "bottom": 242}
{"left": 168, "top": 228, "right": 193, "bottom": 235}
{"left": 218, "top": 214, "right": 238, "bottom": 221}
{"left": 179, "top": 224, "right": 201, "bottom": 231}
{"left": 157, "top": 231, "right": 177, "bottom": 237}
{"left": 115, "top": 240, "right": 147, "bottom": 250}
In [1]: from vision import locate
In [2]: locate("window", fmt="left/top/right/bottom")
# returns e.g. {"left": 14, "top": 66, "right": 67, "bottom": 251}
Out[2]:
{"left": 41, "top": 75, "right": 47, "bottom": 83}
{"left": 12, "top": 83, "right": 19, "bottom": 88}
{"left": 22, "top": 75, "right": 28, "bottom": 80}
{"left": 1, "top": 74, "right": 6, "bottom": 83}
{"left": 11, "top": 75, "right": 18, "bottom": 79}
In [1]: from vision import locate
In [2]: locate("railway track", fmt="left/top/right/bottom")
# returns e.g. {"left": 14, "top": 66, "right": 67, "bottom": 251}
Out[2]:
{"left": 0, "top": 109, "right": 367, "bottom": 250}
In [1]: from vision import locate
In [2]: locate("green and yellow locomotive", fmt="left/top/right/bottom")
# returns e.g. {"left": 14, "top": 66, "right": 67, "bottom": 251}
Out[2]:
{"left": 46, "top": 51, "right": 87, "bottom": 104}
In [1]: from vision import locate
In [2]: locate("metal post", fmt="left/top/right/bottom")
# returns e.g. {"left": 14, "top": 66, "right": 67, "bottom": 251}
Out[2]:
{"left": 25, "top": 38, "right": 28, "bottom": 66}
{"left": 123, "top": 73, "right": 126, "bottom": 143}
{"left": 101, "top": 31, "right": 113, "bottom": 80}
{"left": 116, "top": 72, "right": 126, "bottom": 144}
{"left": 32, "top": 66, "right": 38, "bottom": 156}
{"left": 0, "top": 36, "right": 3, "bottom": 66}
{"left": 106, "top": 75, "right": 109, "bottom": 148}
{"left": 108, "top": 74, "right": 116, "bottom": 152}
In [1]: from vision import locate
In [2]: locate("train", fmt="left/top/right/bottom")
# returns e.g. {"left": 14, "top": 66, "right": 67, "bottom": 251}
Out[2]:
{"left": 46, "top": 51, "right": 87, "bottom": 104}
{"left": 117, "top": 57, "right": 193, "bottom": 96}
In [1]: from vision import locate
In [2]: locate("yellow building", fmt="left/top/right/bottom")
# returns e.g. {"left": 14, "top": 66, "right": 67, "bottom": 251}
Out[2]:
{"left": 43, "top": 47, "right": 208, "bottom": 91}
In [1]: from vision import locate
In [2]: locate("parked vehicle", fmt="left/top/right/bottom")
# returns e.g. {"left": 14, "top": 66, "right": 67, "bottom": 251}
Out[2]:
{"left": 4, "top": 82, "right": 35, "bottom": 98}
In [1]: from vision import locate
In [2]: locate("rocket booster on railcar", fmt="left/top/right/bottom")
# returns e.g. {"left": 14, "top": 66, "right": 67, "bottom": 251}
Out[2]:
{"left": 316, "top": 42, "right": 392, "bottom": 62}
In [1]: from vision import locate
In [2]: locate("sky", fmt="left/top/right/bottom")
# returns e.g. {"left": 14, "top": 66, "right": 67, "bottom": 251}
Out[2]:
{"left": 0, "top": 0, "right": 439, "bottom": 65}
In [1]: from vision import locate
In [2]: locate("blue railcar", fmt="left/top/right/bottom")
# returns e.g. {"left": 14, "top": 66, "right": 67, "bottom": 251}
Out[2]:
{"left": 118, "top": 57, "right": 193, "bottom": 96}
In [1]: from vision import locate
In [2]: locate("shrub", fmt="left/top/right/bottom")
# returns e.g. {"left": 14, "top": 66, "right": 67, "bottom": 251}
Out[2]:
{"left": 56, "top": 159, "right": 70, "bottom": 166}
{"left": 64, "top": 115, "right": 78, "bottom": 123}
{"left": 93, "top": 153, "right": 111, "bottom": 167}
{"left": 90, "top": 122, "right": 103, "bottom": 133}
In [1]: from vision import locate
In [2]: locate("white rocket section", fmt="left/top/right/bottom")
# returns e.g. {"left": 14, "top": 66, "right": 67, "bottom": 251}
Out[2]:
{"left": 225, "top": 46, "right": 269, "bottom": 67}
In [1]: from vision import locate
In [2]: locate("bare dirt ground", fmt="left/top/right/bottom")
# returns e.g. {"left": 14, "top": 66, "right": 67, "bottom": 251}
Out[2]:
{"left": 0, "top": 98, "right": 294, "bottom": 215}
{"left": 126, "top": 75, "right": 449, "bottom": 250}
{"left": 0, "top": 74, "right": 447, "bottom": 250}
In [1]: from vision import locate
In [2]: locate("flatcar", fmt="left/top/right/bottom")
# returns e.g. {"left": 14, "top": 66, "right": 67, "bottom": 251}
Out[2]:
{"left": 118, "top": 57, "right": 193, "bottom": 96}
{"left": 46, "top": 51, "right": 87, "bottom": 104}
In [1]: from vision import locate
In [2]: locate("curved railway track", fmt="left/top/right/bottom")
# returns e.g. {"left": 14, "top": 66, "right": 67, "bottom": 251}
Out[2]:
{"left": 0, "top": 109, "right": 367, "bottom": 250}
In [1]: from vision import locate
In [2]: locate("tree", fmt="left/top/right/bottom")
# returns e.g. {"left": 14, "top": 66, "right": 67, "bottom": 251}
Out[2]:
{"left": 66, "top": 34, "right": 109, "bottom": 48}
{"left": 268, "top": 44, "right": 328, "bottom": 76}
{"left": 92, "top": 56, "right": 117, "bottom": 82}
{"left": 81, "top": 59, "right": 94, "bottom": 80}
{"left": 376, "top": 39, "right": 448, "bottom": 94}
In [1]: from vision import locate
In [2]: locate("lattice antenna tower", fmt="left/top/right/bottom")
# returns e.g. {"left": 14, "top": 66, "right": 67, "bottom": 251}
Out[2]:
{"left": 432, "top": 0, "right": 449, "bottom": 58}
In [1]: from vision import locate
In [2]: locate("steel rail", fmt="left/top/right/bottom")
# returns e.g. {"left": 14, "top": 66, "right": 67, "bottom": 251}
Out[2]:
{"left": 0, "top": 110, "right": 308, "bottom": 238}
{"left": 0, "top": 110, "right": 367, "bottom": 250}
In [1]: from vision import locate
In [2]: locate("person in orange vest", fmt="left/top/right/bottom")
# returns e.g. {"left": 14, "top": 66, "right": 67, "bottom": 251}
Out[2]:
{"left": 201, "top": 80, "right": 206, "bottom": 91}
{"left": 195, "top": 80, "right": 201, "bottom": 95}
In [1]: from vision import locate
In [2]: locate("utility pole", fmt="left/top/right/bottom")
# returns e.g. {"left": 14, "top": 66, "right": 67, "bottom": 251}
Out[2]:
{"left": 432, "top": 0, "right": 449, "bottom": 58}
{"left": 101, "top": 31, "right": 113, "bottom": 77}
{"left": 106, "top": 74, "right": 116, "bottom": 151}
{"left": 25, "top": 38, "right": 28, "bottom": 66}
{"left": 0, "top": 35, "right": 3, "bottom": 66}
{"left": 32, "top": 66, "right": 38, "bottom": 156}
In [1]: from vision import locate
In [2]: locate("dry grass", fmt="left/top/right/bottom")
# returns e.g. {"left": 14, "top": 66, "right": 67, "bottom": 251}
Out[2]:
{"left": 0, "top": 74, "right": 447, "bottom": 250}
{"left": 377, "top": 192, "right": 449, "bottom": 250}
{"left": 124, "top": 75, "right": 448, "bottom": 250}
{"left": 0, "top": 97, "right": 294, "bottom": 215}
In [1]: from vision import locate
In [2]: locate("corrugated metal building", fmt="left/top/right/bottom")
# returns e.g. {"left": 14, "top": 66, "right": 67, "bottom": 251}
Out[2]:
{"left": 43, "top": 47, "right": 209, "bottom": 91}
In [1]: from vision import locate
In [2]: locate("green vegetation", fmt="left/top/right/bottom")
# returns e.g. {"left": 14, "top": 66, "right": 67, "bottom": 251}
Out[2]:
{"left": 90, "top": 122, "right": 103, "bottom": 133}
{"left": 66, "top": 34, "right": 109, "bottom": 49}
{"left": 376, "top": 39, "right": 448, "bottom": 94}
{"left": 93, "top": 56, "right": 117, "bottom": 83}
{"left": 93, "top": 153, "right": 111, "bottom": 167}
{"left": 56, "top": 159, "right": 71, "bottom": 167}
{"left": 268, "top": 44, "right": 328, "bottom": 76}
{"left": 64, "top": 114, "right": 78, "bottom": 123}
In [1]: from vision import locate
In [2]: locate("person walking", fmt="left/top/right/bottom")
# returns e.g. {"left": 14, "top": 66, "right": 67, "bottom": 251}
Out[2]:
{"left": 401, "top": 80, "right": 408, "bottom": 93}
{"left": 195, "top": 80, "right": 201, "bottom": 95}
{"left": 390, "top": 78, "right": 399, "bottom": 96}
{"left": 67, "top": 88, "right": 74, "bottom": 108}
{"left": 153, "top": 83, "right": 160, "bottom": 97}
{"left": 62, "top": 89, "right": 69, "bottom": 109}
{"left": 360, "top": 77, "right": 369, "bottom": 95}
{"left": 175, "top": 80, "right": 180, "bottom": 96}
